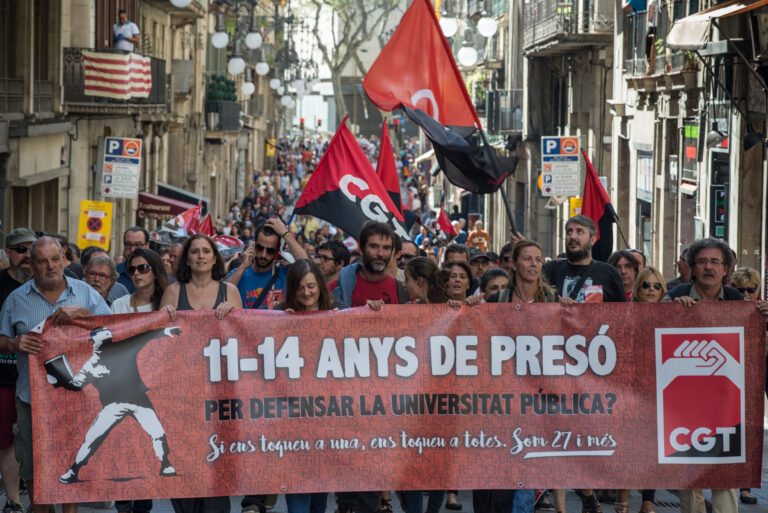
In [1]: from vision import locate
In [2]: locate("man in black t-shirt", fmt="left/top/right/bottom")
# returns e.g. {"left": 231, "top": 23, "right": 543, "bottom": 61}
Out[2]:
{"left": 0, "top": 227, "right": 36, "bottom": 513}
{"left": 543, "top": 215, "right": 625, "bottom": 304}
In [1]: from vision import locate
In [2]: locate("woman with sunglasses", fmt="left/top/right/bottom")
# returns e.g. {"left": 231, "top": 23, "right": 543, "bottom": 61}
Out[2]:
{"left": 630, "top": 267, "right": 666, "bottom": 303}
{"left": 614, "top": 267, "right": 667, "bottom": 513}
{"left": 111, "top": 248, "right": 171, "bottom": 315}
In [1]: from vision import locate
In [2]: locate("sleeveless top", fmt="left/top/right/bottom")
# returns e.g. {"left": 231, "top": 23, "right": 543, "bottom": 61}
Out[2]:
{"left": 177, "top": 281, "right": 228, "bottom": 311}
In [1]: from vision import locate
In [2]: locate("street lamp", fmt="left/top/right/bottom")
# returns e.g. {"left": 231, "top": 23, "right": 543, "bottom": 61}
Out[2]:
{"left": 211, "top": 13, "right": 229, "bottom": 49}
{"left": 477, "top": 14, "right": 498, "bottom": 37}
{"left": 242, "top": 68, "right": 255, "bottom": 96}
{"left": 269, "top": 78, "right": 281, "bottom": 90}
{"left": 245, "top": 12, "right": 262, "bottom": 49}
{"left": 457, "top": 30, "right": 478, "bottom": 66}
{"left": 440, "top": 15, "right": 458, "bottom": 37}
{"left": 228, "top": 40, "right": 246, "bottom": 75}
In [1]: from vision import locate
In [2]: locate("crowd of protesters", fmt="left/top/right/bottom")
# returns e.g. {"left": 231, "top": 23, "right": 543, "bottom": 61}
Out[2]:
{"left": 1, "top": 133, "right": 768, "bottom": 513}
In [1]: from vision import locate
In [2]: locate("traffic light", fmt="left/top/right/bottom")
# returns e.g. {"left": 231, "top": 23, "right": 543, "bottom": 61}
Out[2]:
{"left": 300, "top": 118, "right": 304, "bottom": 130}
{"left": 317, "top": 119, "right": 322, "bottom": 127}
{"left": 394, "top": 119, "right": 399, "bottom": 126}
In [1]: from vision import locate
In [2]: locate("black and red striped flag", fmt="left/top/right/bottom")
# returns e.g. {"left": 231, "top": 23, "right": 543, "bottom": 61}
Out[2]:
{"left": 581, "top": 149, "right": 615, "bottom": 261}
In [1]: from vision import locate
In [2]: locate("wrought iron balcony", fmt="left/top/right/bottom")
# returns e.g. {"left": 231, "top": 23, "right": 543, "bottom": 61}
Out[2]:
{"left": 523, "top": 0, "right": 613, "bottom": 55}
{"left": 62, "top": 48, "right": 167, "bottom": 113}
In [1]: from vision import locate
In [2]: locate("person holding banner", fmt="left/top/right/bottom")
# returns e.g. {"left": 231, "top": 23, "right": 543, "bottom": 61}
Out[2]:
{"left": 277, "top": 258, "right": 336, "bottom": 512}
{"left": 0, "top": 237, "right": 111, "bottom": 513}
{"left": 444, "top": 262, "right": 481, "bottom": 308}
{"left": 160, "top": 234, "right": 240, "bottom": 513}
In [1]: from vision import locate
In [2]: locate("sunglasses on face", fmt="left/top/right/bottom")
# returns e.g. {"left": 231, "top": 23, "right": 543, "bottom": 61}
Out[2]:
{"left": 501, "top": 256, "right": 513, "bottom": 263}
{"left": 398, "top": 254, "right": 416, "bottom": 262}
{"left": 127, "top": 264, "right": 151, "bottom": 275}
{"left": 8, "top": 246, "right": 28, "bottom": 254}
{"left": 737, "top": 287, "right": 757, "bottom": 294}
{"left": 642, "top": 281, "right": 662, "bottom": 291}
{"left": 254, "top": 243, "right": 278, "bottom": 256}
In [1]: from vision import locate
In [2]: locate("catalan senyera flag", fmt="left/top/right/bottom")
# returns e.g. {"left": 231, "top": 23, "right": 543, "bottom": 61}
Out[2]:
{"left": 83, "top": 50, "right": 152, "bottom": 100}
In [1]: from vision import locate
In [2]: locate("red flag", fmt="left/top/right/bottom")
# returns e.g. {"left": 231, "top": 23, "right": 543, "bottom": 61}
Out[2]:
{"left": 363, "top": 0, "right": 481, "bottom": 129}
{"left": 438, "top": 205, "right": 456, "bottom": 235}
{"left": 376, "top": 122, "right": 402, "bottom": 215}
{"left": 196, "top": 214, "right": 215, "bottom": 237}
{"left": 294, "top": 117, "right": 409, "bottom": 241}
{"left": 581, "top": 149, "right": 615, "bottom": 261}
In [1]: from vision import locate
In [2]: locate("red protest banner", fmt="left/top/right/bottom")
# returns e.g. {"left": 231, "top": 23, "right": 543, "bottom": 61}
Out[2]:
{"left": 30, "top": 302, "right": 764, "bottom": 503}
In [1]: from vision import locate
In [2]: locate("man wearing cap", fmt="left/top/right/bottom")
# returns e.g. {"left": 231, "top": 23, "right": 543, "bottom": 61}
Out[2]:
{"left": 0, "top": 236, "right": 111, "bottom": 513}
{"left": 469, "top": 248, "right": 491, "bottom": 281}
{"left": 0, "top": 228, "right": 36, "bottom": 513}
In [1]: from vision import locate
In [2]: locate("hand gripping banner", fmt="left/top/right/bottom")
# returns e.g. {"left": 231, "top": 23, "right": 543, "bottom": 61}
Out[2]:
{"left": 30, "top": 302, "right": 764, "bottom": 502}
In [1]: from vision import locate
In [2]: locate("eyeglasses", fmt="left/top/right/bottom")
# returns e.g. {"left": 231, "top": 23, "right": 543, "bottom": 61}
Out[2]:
{"left": 737, "top": 286, "right": 757, "bottom": 294}
{"left": 7, "top": 246, "right": 29, "bottom": 254}
{"left": 87, "top": 271, "right": 111, "bottom": 280}
{"left": 315, "top": 254, "right": 334, "bottom": 263}
{"left": 127, "top": 264, "right": 152, "bottom": 275}
{"left": 641, "top": 281, "right": 662, "bottom": 291}
{"left": 501, "top": 256, "right": 513, "bottom": 263}
{"left": 124, "top": 242, "right": 147, "bottom": 249}
{"left": 695, "top": 258, "right": 723, "bottom": 266}
{"left": 254, "top": 243, "right": 278, "bottom": 256}
{"left": 398, "top": 254, "right": 416, "bottom": 262}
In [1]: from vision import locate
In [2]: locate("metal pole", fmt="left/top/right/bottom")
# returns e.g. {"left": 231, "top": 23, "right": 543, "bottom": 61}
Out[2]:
{"left": 477, "top": 128, "right": 519, "bottom": 236}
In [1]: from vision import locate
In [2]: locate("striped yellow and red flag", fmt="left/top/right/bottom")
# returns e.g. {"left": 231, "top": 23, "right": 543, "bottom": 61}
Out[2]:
{"left": 82, "top": 50, "right": 152, "bottom": 100}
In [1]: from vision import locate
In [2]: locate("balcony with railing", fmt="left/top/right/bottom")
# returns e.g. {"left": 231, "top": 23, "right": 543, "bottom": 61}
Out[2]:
{"left": 486, "top": 89, "right": 523, "bottom": 135}
{"left": 62, "top": 48, "right": 167, "bottom": 114}
{"left": 0, "top": 77, "right": 23, "bottom": 113}
{"left": 523, "top": 0, "right": 613, "bottom": 55}
{"left": 625, "top": 10, "right": 648, "bottom": 76}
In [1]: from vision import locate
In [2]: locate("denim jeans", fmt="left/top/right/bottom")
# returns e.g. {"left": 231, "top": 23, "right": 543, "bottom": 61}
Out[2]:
{"left": 285, "top": 493, "right": 328, "bottom": 513}
{"left": 402, "top": 490, "right": 445, "bottom": 513}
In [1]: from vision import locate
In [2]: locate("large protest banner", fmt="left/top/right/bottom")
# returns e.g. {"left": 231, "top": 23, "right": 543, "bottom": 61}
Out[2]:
{"left": 31, "top": 302, "right": 764, "bottom": 502}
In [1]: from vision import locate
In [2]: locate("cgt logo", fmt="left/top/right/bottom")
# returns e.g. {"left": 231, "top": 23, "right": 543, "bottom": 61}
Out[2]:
{"left": 339, "top": 175, "right": 409, "bottom": 240}
{"left": 655, "top": 328, "right": 745, "bottom": 464}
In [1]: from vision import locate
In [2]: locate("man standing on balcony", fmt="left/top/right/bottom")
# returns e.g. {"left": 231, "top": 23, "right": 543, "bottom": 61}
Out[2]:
{"left": 113, "top": 10, "right": 140, "bottom": 52}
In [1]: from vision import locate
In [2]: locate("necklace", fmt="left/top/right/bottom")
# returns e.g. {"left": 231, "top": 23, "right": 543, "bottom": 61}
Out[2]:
{"left": 513, "top": 289, "right": 535, "bottom": 303}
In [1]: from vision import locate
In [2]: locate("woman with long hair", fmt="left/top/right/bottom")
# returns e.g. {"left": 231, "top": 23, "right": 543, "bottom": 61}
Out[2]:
{"left": 160, "top": 235, "right": 241, "bottom": 513}
{"left": 278, "top": 259, "right": 335, "bottom": 513}
{"left": 111, "top": 248, "right": 170, "bottom": 314}
{"left": 444, "top": 261, "right": 482, "bottom": 307}
{"left": 478, "top": 240, "right": 553, "bottom": 513}
{"left": 400, "top": 256, "right": 447, "bottom": 513}
{"left": 161, "top": 234, "right": 242, "bottom": 319}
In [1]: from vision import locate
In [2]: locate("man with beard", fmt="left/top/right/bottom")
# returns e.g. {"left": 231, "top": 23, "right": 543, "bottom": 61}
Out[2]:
{"left": 0, "top": 228, "right": 36, "bottom": 513}
{"left": 226, "top": 217, "right": 307, "bottom": 309}
{"left": 543, "top": 215, "right": 625, "bottom": 304}
{"left": 334, "top": 222, "right": 407, "bottom": 313}
{"left": 332, "top": 221, "right": 407, "bottom": 513}
{"left": 541, "top": 216, "right": 623, "bottom": 513}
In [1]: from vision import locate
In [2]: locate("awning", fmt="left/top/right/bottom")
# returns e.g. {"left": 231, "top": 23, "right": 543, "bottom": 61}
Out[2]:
{"left": 667, "top": 0, "right": 768, "bottom": 49}
{"left": 680, "top": 182, "right": 698, "bottom": 196}
{"left": 414, "top": 149, "right": 435, "bottom": 164}
{"left": 137, "top": 191, "right": 196, "bottom": 221}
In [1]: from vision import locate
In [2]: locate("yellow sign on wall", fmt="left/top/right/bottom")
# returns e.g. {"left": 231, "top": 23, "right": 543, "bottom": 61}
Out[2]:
{"left": 569, "top": 197, "right": 583, "bottom": 218}
{"left": 266, "top": 138, "right": 276, "bottom": 157}
{"left": 77, "top": 200, "right": 114, "bottom": 251}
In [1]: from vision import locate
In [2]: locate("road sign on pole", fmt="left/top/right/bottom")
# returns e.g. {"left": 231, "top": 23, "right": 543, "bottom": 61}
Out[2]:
{"left": 102, "top": 137, "right": 142, "bottom": 199}
{"left": 540, "top": 136, "right": 580, "bottom": 197}
{"left": 77, "top": 200, "right": 114, "bottom": 250}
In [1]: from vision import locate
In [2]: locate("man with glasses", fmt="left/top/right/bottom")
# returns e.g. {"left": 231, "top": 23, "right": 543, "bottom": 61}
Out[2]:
{"left": 0, "top": 228, "right": 36, "bottom": 513}
{"left": 315, "top": 240, "right": 350, "bottom": 289}
{"left": 662, "top": 237, "right": 768, "bottom": 513}
{"left": 397, "top": 240, "right": 419, "bottom": 271}
{"left": 84, "top": 255, "right": 120, "bottom": 306}
{"left": 226, "top": 218, "right": 307, "bottom": 310}
{"left": 116, "top": 227, "right": 150, "bottom": 293}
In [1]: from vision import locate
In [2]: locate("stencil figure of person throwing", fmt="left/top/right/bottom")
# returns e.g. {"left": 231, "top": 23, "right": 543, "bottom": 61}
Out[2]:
{"left": 45, "top": 326, "right": 182, "bottom": 484}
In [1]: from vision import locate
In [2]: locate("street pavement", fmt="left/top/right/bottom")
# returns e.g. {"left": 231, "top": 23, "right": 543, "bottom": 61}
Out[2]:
{"left": 6, "top": 426, "right": 768, "bottom": 513}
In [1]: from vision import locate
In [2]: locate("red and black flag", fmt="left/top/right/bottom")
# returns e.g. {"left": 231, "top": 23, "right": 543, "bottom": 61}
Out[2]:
{"left": 363, "top": 0, "right": 515, "bottom": 193}
{"left": 581, "top": 149, "right": 616, "bottom": 261}
{"left": 362, "top": 0, "right": 480, "bottom": 129}
{"left": 294, "top": 117, "right": 410, "bottom": 241}
{"left": 376, "top": 121, "right": 403, "bottom": 215}
{"left": 403, "top": 106, "right": 518, "bottom": 194}
{"left": 437, "top": 204, "right": 456, "bottom": 236}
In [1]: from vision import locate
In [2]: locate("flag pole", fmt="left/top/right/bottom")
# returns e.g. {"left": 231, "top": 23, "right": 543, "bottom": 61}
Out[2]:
{"left": 477, "top": 128, "right": 519, "bottom": 236}
{"left": 614, "top": 213, "right": 630, "bottom": 249}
